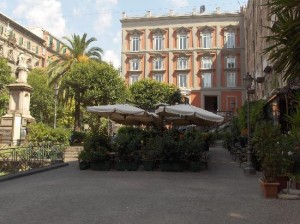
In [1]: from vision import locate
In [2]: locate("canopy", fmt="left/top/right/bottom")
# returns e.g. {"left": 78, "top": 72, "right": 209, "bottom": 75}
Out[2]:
{"left": 155, "top": 104, "right": 224, "bottom": 126}
{"left": 87, "top": 104, "right": 159, "bottom": 125}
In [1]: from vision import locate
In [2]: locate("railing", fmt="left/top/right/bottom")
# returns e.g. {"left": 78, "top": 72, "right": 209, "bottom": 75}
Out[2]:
{"left": 0, "top": 142, "right": 65, "bottom": 176}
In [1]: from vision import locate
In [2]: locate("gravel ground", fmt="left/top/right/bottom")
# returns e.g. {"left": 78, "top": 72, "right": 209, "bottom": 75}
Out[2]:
{"left": 0, "top": 144, "right": 299, "bottom": 224}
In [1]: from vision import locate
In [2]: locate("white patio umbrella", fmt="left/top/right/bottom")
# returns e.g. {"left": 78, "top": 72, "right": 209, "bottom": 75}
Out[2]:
{"left": 86, "top": 104, "right": 159, "bottom": 126}
{"left": 155, "top": 104, "right": 224, "bottom": 126}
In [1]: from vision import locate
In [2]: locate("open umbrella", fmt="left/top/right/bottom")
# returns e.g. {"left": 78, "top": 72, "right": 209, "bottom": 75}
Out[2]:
{"left": 155, "top": 104, "right": 224, "bottom": 126}
{"left": 87, "top": 104, "right": 159, "bottom": 125}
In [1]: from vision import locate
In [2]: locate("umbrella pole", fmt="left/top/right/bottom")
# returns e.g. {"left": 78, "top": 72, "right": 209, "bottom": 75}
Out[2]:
{"left": 107, "top": 116, "right": 110, "bottom": 136}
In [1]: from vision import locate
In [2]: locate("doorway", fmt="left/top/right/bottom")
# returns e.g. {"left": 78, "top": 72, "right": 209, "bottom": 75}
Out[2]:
{"left": 204, "top": 96, "right": 218, "bottom": 112}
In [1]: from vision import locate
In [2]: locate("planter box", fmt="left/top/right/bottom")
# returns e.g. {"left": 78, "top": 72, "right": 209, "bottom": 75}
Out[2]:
{"left": 276, "top": 175, "right": 289, "bottom": 192}
{"left": 260, "top": 179, "right": 279, "bottom": 198}
{"left": 116, "top": 160, "right": 138, "bottom": 171}
{"left": 79, "top": 161, "right": 90, "bottom": 170}
{"left": 143, "top": 160, "right": 155, "bottom": 171}
{"left": 296, "top": 181, "right": 300, "bottom": 190}
{"left": 189, "top": 161, "right": 202, "bottom": 172}
{"left": 90, "top": 161, "right": 110, "bottom": 171}
{"left": 161, "top": 161, "right": 184, "bottom": 172}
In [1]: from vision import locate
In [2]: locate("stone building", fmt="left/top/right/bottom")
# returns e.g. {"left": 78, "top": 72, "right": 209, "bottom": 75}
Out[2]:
{"left": 120, "top": 8, "right": 246, "bottom": 113}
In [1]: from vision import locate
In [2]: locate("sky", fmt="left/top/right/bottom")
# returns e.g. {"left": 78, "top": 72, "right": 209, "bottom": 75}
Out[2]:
{"left": 0, "top": 0, "right": 247, "bottom": 68}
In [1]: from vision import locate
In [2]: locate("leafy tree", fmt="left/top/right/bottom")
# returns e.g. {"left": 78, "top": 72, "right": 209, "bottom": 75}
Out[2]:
{"left": 129, "top": 79, "right": 181, "bottom": 111}
{"left": 27, "top": 68, "right": 55, "bottom": 125}
{"left": 263, "top": 0, "right": 300, "bottom": 81}
{"left": 62, "top": 60, "right": 127, "bottom": 130}
{"left": 48, "top": 33, "right": 103, "bottom": 85}
{"left": 0, "top": 57, "right": 14, "bottom": 116}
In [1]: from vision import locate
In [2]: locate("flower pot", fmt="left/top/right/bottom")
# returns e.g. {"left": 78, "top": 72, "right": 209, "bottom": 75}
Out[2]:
{"left": 90, "top": 161, "right": 110, "bottom": 171}
{"left": 296, "top": 181, "right": 300, "bottom": 190}
{"left": 161, "top": 161, "right": 184, "bottom": 172}
{"left": 143, "top": 160, "right": 155, "bottom": 171}
{"left": 116, "top": 160, "right": 138, "bottom": 171}
{"left": 79, "top": 161, "right": 90, "bottom": 170}
{"left": 189, "top": 161, "right": 202, "bottom": 172}
{"left": 276, "top": 175, "right": 289, "bottom": 192}
{"left": 259, "top": 179, "right": 279, "bottom": 198}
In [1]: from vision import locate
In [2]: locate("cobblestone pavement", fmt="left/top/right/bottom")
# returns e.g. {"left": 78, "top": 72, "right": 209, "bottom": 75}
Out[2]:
{"left": 0, "top": 144, "right": 299, "bottom": 224}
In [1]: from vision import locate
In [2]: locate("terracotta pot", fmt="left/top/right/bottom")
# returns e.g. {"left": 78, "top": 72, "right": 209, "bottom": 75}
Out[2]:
{"left": 296, "top": 181, "right": 300, "bottom": 190}
{"left": 259, "top": 179, "right": 279, "bottom": 198}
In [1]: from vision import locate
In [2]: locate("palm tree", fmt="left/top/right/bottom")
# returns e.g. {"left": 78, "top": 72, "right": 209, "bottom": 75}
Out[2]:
{"left": 263, "top": 0, "right": 300, "bottom": 82}
{"left": 48, "top": 33, "right": 103, "bottom": 85}
{"left": 48, "top": 33, "right": 103, "bottom": 131}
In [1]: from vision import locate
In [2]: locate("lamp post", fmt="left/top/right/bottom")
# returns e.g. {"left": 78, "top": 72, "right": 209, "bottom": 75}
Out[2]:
{"left": 243, "top": 73, "right": 256, "bottom": 175}
{"left": 54, "top": 84, "right": 59, "bottom": 129}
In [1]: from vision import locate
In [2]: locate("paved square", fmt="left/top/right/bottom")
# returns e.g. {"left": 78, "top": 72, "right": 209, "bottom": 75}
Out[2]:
{"left": 0, "top": 144, "right": 299, "bottom": 224}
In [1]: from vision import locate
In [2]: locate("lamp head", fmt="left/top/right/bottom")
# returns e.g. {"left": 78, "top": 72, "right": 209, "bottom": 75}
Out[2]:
{"left": 243, "top": 72, "right": 254, "bottom": 89}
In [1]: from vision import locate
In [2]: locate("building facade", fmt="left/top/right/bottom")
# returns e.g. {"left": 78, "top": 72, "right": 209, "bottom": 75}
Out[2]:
{"left": 121, "top": 8, "right": 246, "bottom": 113}
{"left": 0, "top": 13, "right": 67, "bottom": 74}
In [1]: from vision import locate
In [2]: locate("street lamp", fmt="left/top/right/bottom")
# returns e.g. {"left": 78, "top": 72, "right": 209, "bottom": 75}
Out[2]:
{"left": 54, "top": 84, "right": 59, "bottom": 129}
{"left": 243, "top": 72, "right": 256, "bottom": 175}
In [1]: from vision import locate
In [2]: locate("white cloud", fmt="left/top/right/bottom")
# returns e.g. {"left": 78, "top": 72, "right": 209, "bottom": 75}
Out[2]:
{"left": 167, "top": 0, "right": 189, "bottom": 8}
{"left": 113, "top": 31, "right": 121, "bottom": 43}
{"left": 93, "top": 0, "right": 118, "bottom": 35}
{"left": 0, "top": 1, "right": 7, "bottom": 11}
{"left": 103, "top": 50, "right": 120, "bottom": 68}
{"left": 72, "top": 7, "right": 82, "bottom": 17}
{"left": 12, "top": 0, "right": 66, "bottom": 37}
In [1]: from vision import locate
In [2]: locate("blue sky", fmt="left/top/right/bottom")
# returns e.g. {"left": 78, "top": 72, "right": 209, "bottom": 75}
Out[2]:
{"left": 0, "top": 0, "right": 247, "bottom": 68}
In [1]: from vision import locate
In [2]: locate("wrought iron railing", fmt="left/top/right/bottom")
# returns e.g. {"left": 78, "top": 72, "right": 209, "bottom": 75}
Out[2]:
{"left": 0, "top": 142, "right": 65, "bottom": 176}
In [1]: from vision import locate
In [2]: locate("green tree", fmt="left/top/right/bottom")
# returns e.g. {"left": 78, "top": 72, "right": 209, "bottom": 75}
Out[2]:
{"left": 129, "top": 79, "right": 181, "bottom": 111}
{"left": 263, "top": 0, "right": 300, "bottom": 81}
{"left": 27, "top": 68, "right": 55, "bottom": 125}
{"left": 48, "top": 33, "right": 103, "bottom": 85}
{"left": 62, "top": 60, "right": 127, "bottom": 130}
{"left": 0, "top": 57, "right": 14, "bottom": 116}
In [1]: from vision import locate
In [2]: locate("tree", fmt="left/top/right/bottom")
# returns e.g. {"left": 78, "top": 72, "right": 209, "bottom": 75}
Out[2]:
{"left": 62, "top": 60, "right": 128, "bottom": 130}
{"left": 48, "top": 33, "right": 103, "bottom": 85}
{"left": 28, "top": 68, "right": 57, "bottom": 125}
{"left": 0, "top": 57, "right": 14, "bottom": 116}
{"left": 263, "top": 0, "right": 300, "bottom": 81}
{"left": 129, "top": 79, "right": 181, "bottom": 111}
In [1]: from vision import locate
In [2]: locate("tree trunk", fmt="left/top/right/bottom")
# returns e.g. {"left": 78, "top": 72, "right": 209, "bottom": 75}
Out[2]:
{"left": 74, "top": 95, "right": 81, "bottom": 131}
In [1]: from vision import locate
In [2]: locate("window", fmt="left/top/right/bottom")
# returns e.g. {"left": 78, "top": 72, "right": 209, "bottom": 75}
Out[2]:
{"left": 224, "top": 32, "right": 235, "bottom": 48}
{"left": 227, "top": 72, "right": 236, "bottom": 87}
{"left": 153, "top": 58, "right": 163, "bottom": 70}
{"left": 56, "top": 40, "right": 60, "bottom": 52}
{"left": 178, "top": 74, "right": 187, "bottom": 88}
{"left": 178, "top": 34, "right": 187, "bottom": 50}
{"left": 132, "top": 36, "right": 139, "bottom": 52}
{"left": 202, "top": 57, "right": 212, "bottom": 69}
{"left": 226, "top": 57, "right": 236, "bottom": 68}
{"left": 0, "top": 26, "right": 3, "bottom": 35}
{"left": 130, "top": 59, "right": 139, "bottom": 71}
{"left": 35, "top": 46, "right": 39, "bottom": 54}
{"left": 62, "top": 47, "right": 67, "bottom": 54}
{"left": 202, "top": 73, "right": 212, "bottom": 88}
{"left": 154, "top": 74, "right": 163, "bottom": 82}
{"left": 202, "top": 33, "right": 211, "bottom": 48}
{"left": 27, "top": 41, "right": 31, "bottom": 50}
{"left": 154, "top": 35, "right": 163, "bottom": 50}
{"left": 131, "top": 75, "right": 139, "bottom": 84}
{"left": 178, "top": 57, "right": 188, "bottom": 70}
{"left": 19, "top": 37, "right": 23, "bottom": 45}
{"left": 49, "top": 36, "right": 53, "bottom": 47}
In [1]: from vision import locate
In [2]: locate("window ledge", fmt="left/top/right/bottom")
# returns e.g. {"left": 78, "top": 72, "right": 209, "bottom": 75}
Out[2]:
{"left": 175, "top": 68, "right": 191, "bottom": 71}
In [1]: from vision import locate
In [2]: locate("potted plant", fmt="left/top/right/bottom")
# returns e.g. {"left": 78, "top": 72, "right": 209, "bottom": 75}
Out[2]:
{"left": 160, "top": 134, "right": 185, "bottom": 172}
{"left": 142, "top": 136, "right": 160, "bottom": 171}
{"left": 78, "top": 149, "right": 91, "bottom": 170}
{"left": 115, "top": 131, "right": 141, "bottom": 171}
{"left": 252, "top": 122, "right": 295, "bottom": 198}
{"left": 184, "top": 136, "right": 205, "bottom": 172}
{"left": 83, "top": 131, "right": 111, "bottom": 171}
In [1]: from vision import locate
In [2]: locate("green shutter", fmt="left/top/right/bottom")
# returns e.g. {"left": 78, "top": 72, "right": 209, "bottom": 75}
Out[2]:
{"left": 63, "top": 47, "right": 66, "bottom": 54}
{"left": 56, "top": 40, "right": 60, "bottom": 52}
{"left": 36, "top": 46, "right": 39, "bottom": 54}
{"left": 49, "top": 36, "right": 53, "bottom": 46}
{"left": 19, "top": 37, "right": 23, "bottom": 45}
{"left": 0, "top": 26, "right": 3, "bottom": 35}
{"left": 27, "top": 41, "right": 31, "bottom": 49}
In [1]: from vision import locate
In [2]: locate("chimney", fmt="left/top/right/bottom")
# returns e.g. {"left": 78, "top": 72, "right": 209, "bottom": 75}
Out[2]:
{"left": 122, "top": 12, "right": 126, "bottom": 19}
{"left": 216, "top": 7, "right": 220, "bottom": 14}
{"left": 146, "top": 10, "right": 151, "bottom": 18}
{"left": 169, "top": 9, "right": 173, "bottom": 16}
